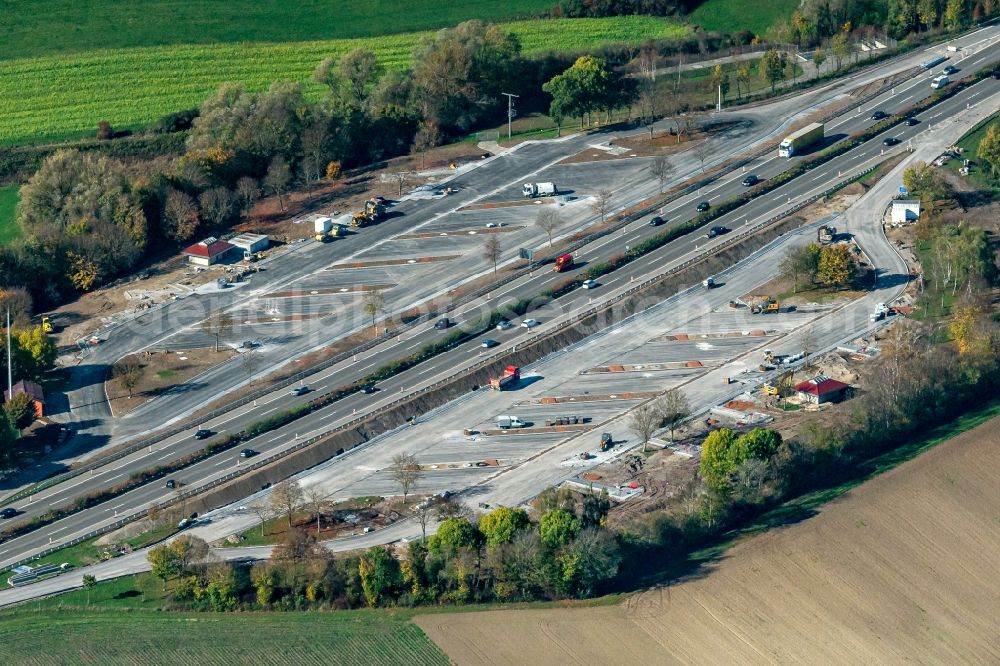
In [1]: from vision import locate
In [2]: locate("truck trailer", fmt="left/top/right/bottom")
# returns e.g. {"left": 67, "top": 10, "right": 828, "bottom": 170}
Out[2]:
{"left": 489, "top": 365, "right": 521, "bottom": 391}
{"left": 778, "top": 122, "right": 824, "bottom": 158}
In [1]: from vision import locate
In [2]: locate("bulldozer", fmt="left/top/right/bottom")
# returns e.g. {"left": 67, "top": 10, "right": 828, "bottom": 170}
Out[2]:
{"left": 350, "top": 211, "right": 368, "bottom": 228}
{"left": 749, "top": 295, "right": 780, "bottom": 315}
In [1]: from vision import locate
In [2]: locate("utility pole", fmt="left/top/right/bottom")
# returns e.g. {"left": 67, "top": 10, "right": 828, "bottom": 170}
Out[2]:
{"left": 6, "top": 309, "right": 11, "bottom": 400}
{"left": 502, "top": 92, "right": 519, "bottom": 139}
{"left": 717, "top": 84, "right": 722, "bottom": 112}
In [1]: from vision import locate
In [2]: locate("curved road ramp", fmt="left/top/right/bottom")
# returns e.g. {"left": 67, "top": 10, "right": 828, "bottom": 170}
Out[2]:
{"left": 415, "top": 415, "right": 1000, "bottom": 664}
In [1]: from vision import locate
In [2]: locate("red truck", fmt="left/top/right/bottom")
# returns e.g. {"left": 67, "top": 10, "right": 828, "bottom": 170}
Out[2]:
{"left": 553, "top": 254, "right": 574, "bottom": 272}
{"left": 489, "top": 365, "right": 521, "bottom": 391}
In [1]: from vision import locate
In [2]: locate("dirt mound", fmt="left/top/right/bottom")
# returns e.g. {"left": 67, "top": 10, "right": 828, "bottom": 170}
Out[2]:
{"left": 417, "top": 415, "right": 1000, "bottom": 664}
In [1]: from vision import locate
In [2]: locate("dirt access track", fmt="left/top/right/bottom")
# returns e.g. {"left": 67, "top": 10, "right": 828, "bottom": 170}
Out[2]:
{"left": 416, "top": 415, "right": 1000, "bottom": 664}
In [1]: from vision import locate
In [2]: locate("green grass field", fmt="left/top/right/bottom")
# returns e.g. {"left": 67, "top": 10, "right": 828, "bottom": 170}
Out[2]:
{"left": 0, "top": 0, "right": 555, "bottom": 61}
{"left": 0, "top": 16, "right": 688, "bottom": 147}
{"left": 0, "top": 186, "right": 21, "bottom": 244}
{"left": 946, "top": 112, "right": 1000, "bottom": 191}
{"left": 0, "top": 608, "right": 448, "bottom": 665}
{"left": 688, "top": 0, "right": 799, "bottom": 36}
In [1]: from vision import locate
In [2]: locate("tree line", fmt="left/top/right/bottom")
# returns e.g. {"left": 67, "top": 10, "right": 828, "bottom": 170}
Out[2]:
{"left": 149, "top": 486, "right": 619, "bottom": 611}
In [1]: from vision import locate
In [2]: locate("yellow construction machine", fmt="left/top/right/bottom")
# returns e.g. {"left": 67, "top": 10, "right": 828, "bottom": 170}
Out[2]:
{"left": 750, "top": 295, "right": 780, "bottom": 314}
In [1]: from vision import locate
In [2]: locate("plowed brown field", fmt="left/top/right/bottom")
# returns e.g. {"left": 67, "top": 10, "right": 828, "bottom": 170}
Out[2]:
{"left": 417, "top": 417, "right": 1000, "bottom": 664}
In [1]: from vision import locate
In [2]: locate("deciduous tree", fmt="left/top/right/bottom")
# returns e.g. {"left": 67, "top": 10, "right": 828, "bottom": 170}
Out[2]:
{"left": 590, "top": 189, "right": 612, "bottom": 222}
{"left": 82, "top": 574, "right": 97, "bottom": 605}
{"left": 269, "top": 479, "right": 304, "bottom": 528}
{"left": 629, "top": 402, "right": 660, "bottom": 453}
{"left": 359, "top": 545, "right": 402, "bottom": 607}
{"left": 535, "top": 209, "right": 562, "bottom": 246}
{"left": 483, "top": 235, "right": 502, "bottom": 275}
{"left": 162, "top": 188, "right": 200, "bottom": 242}
{"left": 657, "top": 388, "right": 691, "bottom": 444}
{"left": 4, "top": 392, "right": 35, "bottom": 430}
{"left": 361, "top": 289, "right": 385, "bottom": 333}
{"left": 977, "top": 123, "right": 1000, "bottom": 179}
{"left": 263, "top": 155, "right": 291, "bottom": 212}
{"left": 235, "top": 176, "right": 260, "bottom": 215}
{"left": 148, "top": 544, "right": 181, "bottom": 590}
{"left": 112, "top": 357, "right": 144, "bottom": 399}
{"left": 539, "top": 508, "right": 580, "bottom": 548}
{"left": 198, "top": 187, "right": 235, "bottom": 228}
{"left": 478, "top": 506, "right": 530, "bottom": 547}
{"left": 390, "top": 452, "right": 421, "bottom": 504}
{"left": 649, "top": 156, "right": 673, "bottom": 194}
{"left": 817, "top": 244, "right": 857, "bottom": 288}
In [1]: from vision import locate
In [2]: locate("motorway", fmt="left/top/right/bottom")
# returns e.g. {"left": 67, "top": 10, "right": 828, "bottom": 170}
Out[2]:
{"left": 43, "top": 22, "right": 1000, "bottom": 466}
{"left": 2, "top": 69, "right": 998, "bottom": 602}
{"left": 2, "top": 54, "right": 999, "bottom": 572}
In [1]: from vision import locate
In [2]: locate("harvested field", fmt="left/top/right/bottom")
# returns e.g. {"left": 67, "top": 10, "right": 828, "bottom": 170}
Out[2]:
{"left": 418, "top": 414, "right": 1000, "bottom": 664}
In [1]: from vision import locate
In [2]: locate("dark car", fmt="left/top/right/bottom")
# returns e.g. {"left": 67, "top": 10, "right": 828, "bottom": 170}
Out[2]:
{"left": 882, "top": 136, "right": 900, "bottom": 146}
{"left": 994, "top": 69, "right": 1000, "bottom": 80}
{"left": 291, "top": 385, "right": 310, "bottom": 396}
{"left": 695, "top": 201, "right": 711, "bottom": 212}
{"left": 481, "top": 339, "right": 499, "bottom": 348}
{"left": 435, "top": 318, "right": 451, "bottom": 330}
{"left": 741, "top": 174, "right": 759, "bottom": 187}
{"left": 707, "top": 225, "right": 729, "bottom": 238}
{"left": 648, "top": 216, "right": 665, "bottom": 227}
{"left": 360, "top": 384, "right": 378, "bottom": 394}
{"left": 239, "top": 448, "right": 257, "bottom": 458}
{"left": 905, "top": 117, "right": 919, "bottom": 126}
{"left": 870, "top": 110, "right": 889, "bottom": 120}
{"left": 0, "top": 507, "right": 17, "bottom": 519}
{"left": 942, "top": 65, "right": 958, "bottom": 75}
{"left": 165, "top": 479, "right": 177, "bottom": 489}
{"left": 194, "top": 428, "right": 212, "bottom": 440}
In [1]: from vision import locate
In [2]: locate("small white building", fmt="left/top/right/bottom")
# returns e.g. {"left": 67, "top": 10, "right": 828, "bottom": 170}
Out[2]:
{"left": 891, "top": 199, "right": 921, "bottom": 225}
{"left": 229, "top": 233, "right": 269, "bottom": 254}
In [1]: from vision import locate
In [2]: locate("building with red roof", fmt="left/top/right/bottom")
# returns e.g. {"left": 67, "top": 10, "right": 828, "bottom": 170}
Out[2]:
{"left": 182, "top": 237, "right": 235, "bottom": 266}
{"left": 793, "top": 375, "right": 850, "bottom": 405}
{"left": 4, "top": 379, "right": 44, "bottom": 418}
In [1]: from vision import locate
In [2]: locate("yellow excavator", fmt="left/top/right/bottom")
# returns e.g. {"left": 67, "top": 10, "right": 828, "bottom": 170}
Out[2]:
{"left": 763, "top": 371, "right": 796, "bottom": 398}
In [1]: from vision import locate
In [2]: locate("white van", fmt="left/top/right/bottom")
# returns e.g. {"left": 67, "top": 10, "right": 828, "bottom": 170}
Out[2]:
{"left": 931, "top": 75, "right": 950, "bottom": 89}
{"left": 497, "top": 416, "right": 526, "bottom": 429}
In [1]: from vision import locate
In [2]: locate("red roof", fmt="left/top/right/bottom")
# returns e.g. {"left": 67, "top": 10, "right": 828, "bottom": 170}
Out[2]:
{"left": 183, "top": 237, "right": 234, "bottom": 258}
{"left": 794, "top": 376, "right": 849, "bottom": 397}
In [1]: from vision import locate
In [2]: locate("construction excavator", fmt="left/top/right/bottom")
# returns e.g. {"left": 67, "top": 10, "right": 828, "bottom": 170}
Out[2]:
{"left": 763, "top": 371, "right": 796, "bottom": 398}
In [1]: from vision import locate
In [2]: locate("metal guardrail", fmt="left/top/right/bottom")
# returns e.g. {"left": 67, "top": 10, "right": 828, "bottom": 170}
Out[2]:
{"left": 0, "top": 63, "right": 924, "bottom": 511}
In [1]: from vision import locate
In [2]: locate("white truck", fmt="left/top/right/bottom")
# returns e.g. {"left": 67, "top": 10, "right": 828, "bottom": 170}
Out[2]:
{"left": 931, "top": 74, "right": 950, "bottom": 89}
{"left": 778, "top": 123, "right": 825, "bottom": 158}
{"left": 497, "top": 415, "right": 526, "bottom": 429}
{"left": 522, "top": 182, "right": 556, "bottom": 198}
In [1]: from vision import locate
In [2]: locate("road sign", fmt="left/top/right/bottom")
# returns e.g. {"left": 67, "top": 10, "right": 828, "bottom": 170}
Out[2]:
{"left": 519, "top": 248, "right": 534, "bottom": 261}
{"left": 899, "top": 186, "right": 908, "bottom": 195}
